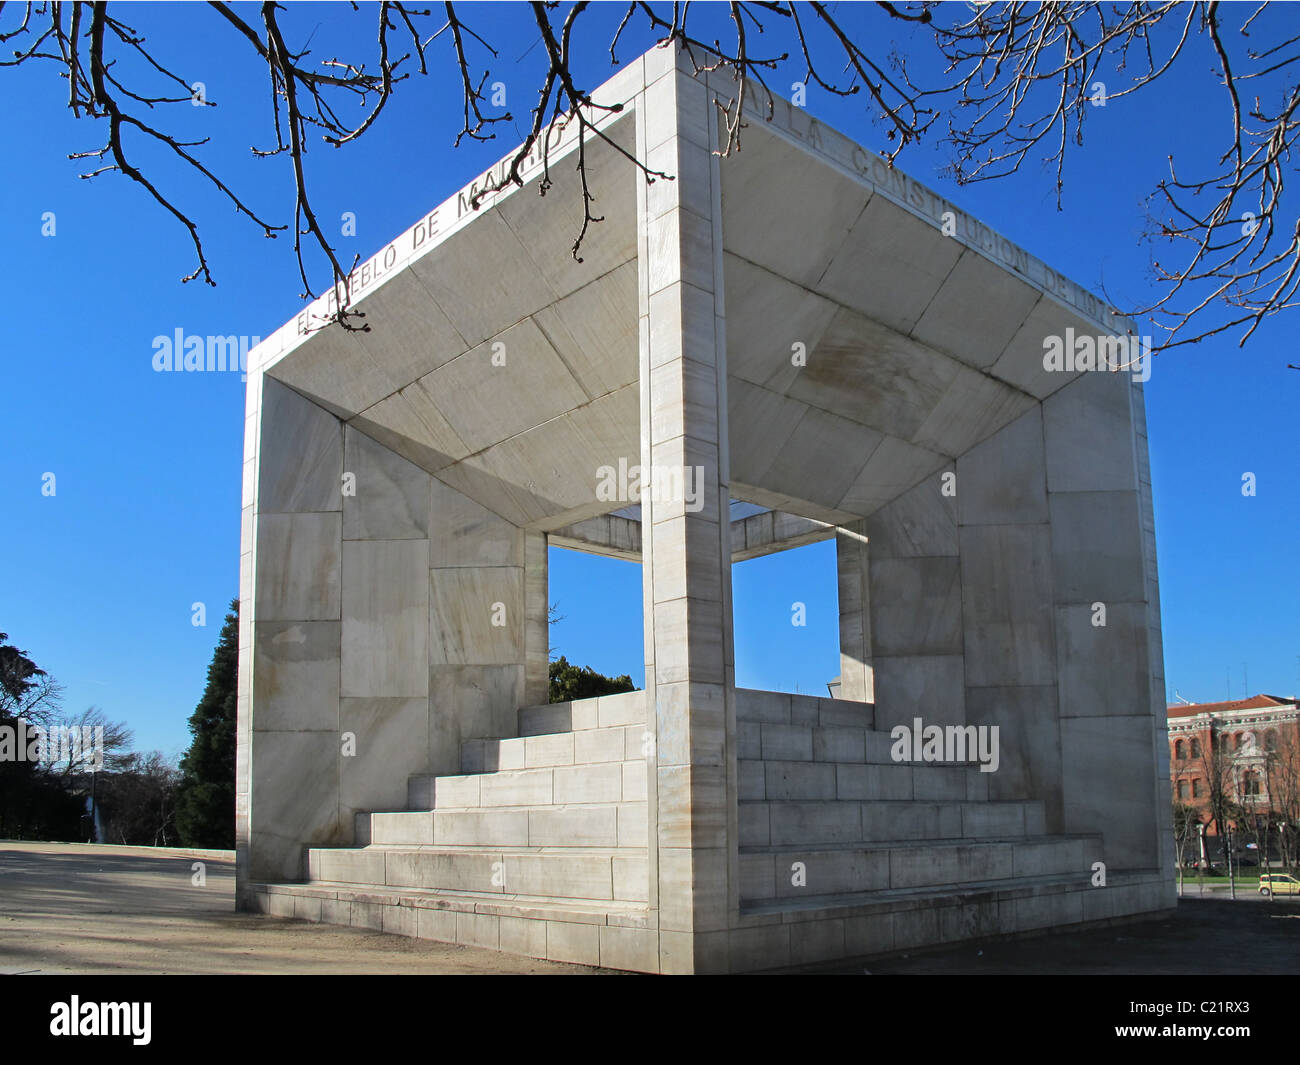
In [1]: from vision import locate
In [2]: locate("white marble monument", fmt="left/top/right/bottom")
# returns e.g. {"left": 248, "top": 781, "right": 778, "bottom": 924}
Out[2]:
{"left": 236, "top": 42, "right": 1174, "bottom": 973}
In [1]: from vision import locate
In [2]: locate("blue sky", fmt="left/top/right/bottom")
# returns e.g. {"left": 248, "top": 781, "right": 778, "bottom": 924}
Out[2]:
{"left": 2, "top": 2, "right": 1297, "bottom": 759}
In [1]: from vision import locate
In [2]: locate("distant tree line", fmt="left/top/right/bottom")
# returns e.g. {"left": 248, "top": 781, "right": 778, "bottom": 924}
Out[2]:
{"left": 0, "top": 602, "right": 239, "bottom": 849}
{"left": 548, "top": 656, "right": 635, "bottom": 704}
{"left": 3, "top": 601, "right": 634, "bottom": 848}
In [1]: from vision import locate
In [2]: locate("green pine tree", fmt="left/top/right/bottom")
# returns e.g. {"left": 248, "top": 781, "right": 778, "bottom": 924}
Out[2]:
{"left": 175, "top": 599, "right": 238, "bottom": 848}
{"left": 548, "top": 656, "right": 635, "bottom": 703}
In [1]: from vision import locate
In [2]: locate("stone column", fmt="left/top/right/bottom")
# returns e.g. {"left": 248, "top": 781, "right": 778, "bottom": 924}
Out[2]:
{"left": 427, "top": 474, "right": 531, "bottom": 776}
{"left": 863, "top": 467, "right": 964, "bottom": 739}
{"left": 243, "top": 376, "right": 346, "bottom": 884}
{"left": 636, "top": 46, "right": 735, "bottom": 974}
{"left": 339, "top": 424, "right": 433, "bottom": 836}
{"left": 1134, "top": 379, "right": 1176, "bottom": 896}
{"left": 523, "top": 531, "right": 550, "bottom": 708}
{"left": 956, "top": 407, "right": 1062, "bottom": 829}
{"left": 836, "top": 521, "right": 874, "bottom": 703}
{"left": 1042, "top": 368, "right": 1162, "bottom": 870}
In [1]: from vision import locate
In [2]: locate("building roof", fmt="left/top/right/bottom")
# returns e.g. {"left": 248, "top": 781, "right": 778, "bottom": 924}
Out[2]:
{"left": 1166, "top": 694, "right": 1295, "bottom": 719}
{"left": 245, "top": 45, "right": 1134, "bottom": 534}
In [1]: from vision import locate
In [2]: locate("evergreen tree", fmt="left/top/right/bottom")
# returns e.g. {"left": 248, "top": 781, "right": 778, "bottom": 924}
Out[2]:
{"left": 548, "top": 656, "right": 635, "bottom": 703}
{"left": 175, "top": 599, "right": 238, "bottom": 848}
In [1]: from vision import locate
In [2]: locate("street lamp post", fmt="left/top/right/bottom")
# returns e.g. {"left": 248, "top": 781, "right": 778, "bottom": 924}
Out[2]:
{"left": 1226, "top": 825, "right": 1236, "bottom": 900}
{"left": 1196, "top": 821, "right": 1207, "bottom": 896}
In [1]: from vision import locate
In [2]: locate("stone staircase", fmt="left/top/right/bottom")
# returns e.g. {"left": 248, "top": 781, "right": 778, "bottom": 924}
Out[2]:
{"left": 248, "top": 691, "right": 655, "bottom": 967}
{"left": 733, "top": 692, "right": 1100, "bottom": 920}
{"left": 247, "top": 688, "right": 1157, "bottom": 971}
{"left": 723, "top": 691, "right": 1161, "bottom": 971}
{"left": 320, "top": 695, "right": 650, "bottom": 907}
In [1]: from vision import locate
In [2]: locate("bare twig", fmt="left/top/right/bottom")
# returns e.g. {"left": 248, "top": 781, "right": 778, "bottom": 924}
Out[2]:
{"left": 1, "top": 0, "right": 1294, "bottom": 356}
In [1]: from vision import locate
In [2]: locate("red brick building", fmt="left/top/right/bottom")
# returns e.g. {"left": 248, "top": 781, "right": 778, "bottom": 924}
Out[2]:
{"left": 1167, "top": 695, "right": 1300, "bottom": 854}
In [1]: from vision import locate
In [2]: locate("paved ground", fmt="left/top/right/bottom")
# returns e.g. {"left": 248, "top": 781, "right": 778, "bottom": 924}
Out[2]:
{"left": 3, "top": 842, "right": 1297, "bottom": 974}
{"left": 0, "top": 842, "right": 611, "bottom": 974}
{"left": 825, "top": 893, "right": 1300, "bottom": 974}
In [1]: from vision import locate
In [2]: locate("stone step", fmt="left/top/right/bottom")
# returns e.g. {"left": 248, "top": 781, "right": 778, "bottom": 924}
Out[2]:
{"left": 460, "top": 725, "right": 640, "bottom": 773}
{"left": 245, "top": 880, "right": 653, "bottom": 967}
{"left": 363, "top": 802, "right": 648, "bottom": 848}
{"left": 740, "top": 799, "right": 1047, "bottom": 847}
{"left": 741, "top": 868, "right": 1145, "bottom": 919}
{"left": 739, "top": 834, "right": 1096, "bottom": 902}
{"left": 408, "top": 759, "right": 648, "bottom": 810}
{"left": 306, "top": 845, "right": 649, "bottom": 902}
{"left": 739, "top": 721, "right": 892, "bottom": 764}
{"left": 731, "top": 870, "right": 1166, "bottom": 968}
{"left": 516, "top": 692, "right": 645, "bottom": 737}
{"left": 738, "top": 720, "right": 996, "bottom": 767}
{"left": 246, "top": 867, "right": 1164, "bottom": 972}
{"left": 743, "top": 758, "right": 990, "bottom": 803}
{"left": 736, "top": 688, "right": 874, "bottom": 730}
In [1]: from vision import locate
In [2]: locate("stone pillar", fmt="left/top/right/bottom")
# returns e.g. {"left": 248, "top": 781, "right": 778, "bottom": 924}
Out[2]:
{"left": 427, "top": 474, "right": 531, "bottom": 776}
{"left": 243, "top": 376, "right": 346, "bottom": 883}
{"left": 637, "top": 45, "right": 735, "bottom": 974}
{"left": 524, "top": 531, "right": 550, "bottom": 708}
{"left": 836, "top": 521, "right": 874, "bottom": 703}
{"left": 1134, "top": 378, "right": 1176, "bottom": 896}
{"left": 1042, "top": 369, "right": 1162, "bottom": 870}
{"left": 240, "top": 372, "right": 542, "bottom": 892}
{"left": 956, "top": 407, "right": 1063, "bottom": 830}
{"left": 863, "top": 467, "right": 964, "bottom": 738}
{"left": 339, "top": 424, "right": 433, "bottom": 835}
{"left": 235, "top": 367, "right": 261, "bottom": 898}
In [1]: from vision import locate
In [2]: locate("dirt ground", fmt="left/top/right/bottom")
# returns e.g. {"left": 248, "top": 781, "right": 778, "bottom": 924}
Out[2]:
{"left": 3, "top": 841, "right": 1296, "bottom": 975}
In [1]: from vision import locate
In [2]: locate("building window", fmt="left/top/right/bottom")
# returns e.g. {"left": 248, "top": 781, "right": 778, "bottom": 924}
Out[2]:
{"left": 1177, "top": 780, "right": 1188, "bottom": 799}
{"left": 1266, "top": 729, "right": 1278, "bottom": 752}
{"left": 1190, "top": 738, "right": 1201, "bottom": 758}
{"left": 1192, "top": 779, "right": 1202, "bottom": 798}
{"left": 1175, "top": 739, "right": 1186, "bottom": 760}
{"left": 1234, "top": 731, "right": 1245, "bottom": 751}
{"left": 1242, "top": 771, "right": 1262, "bottom": 797}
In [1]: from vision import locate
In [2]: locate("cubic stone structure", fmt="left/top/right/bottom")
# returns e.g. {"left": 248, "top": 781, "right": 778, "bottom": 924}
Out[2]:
{"left": 236, "top": 42, "right": 1175, "bottom": 973}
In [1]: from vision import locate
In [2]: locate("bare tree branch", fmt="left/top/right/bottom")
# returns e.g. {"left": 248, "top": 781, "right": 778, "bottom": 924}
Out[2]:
{"left": 2, "top": 1, "right": 1296, "bottom": 357}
